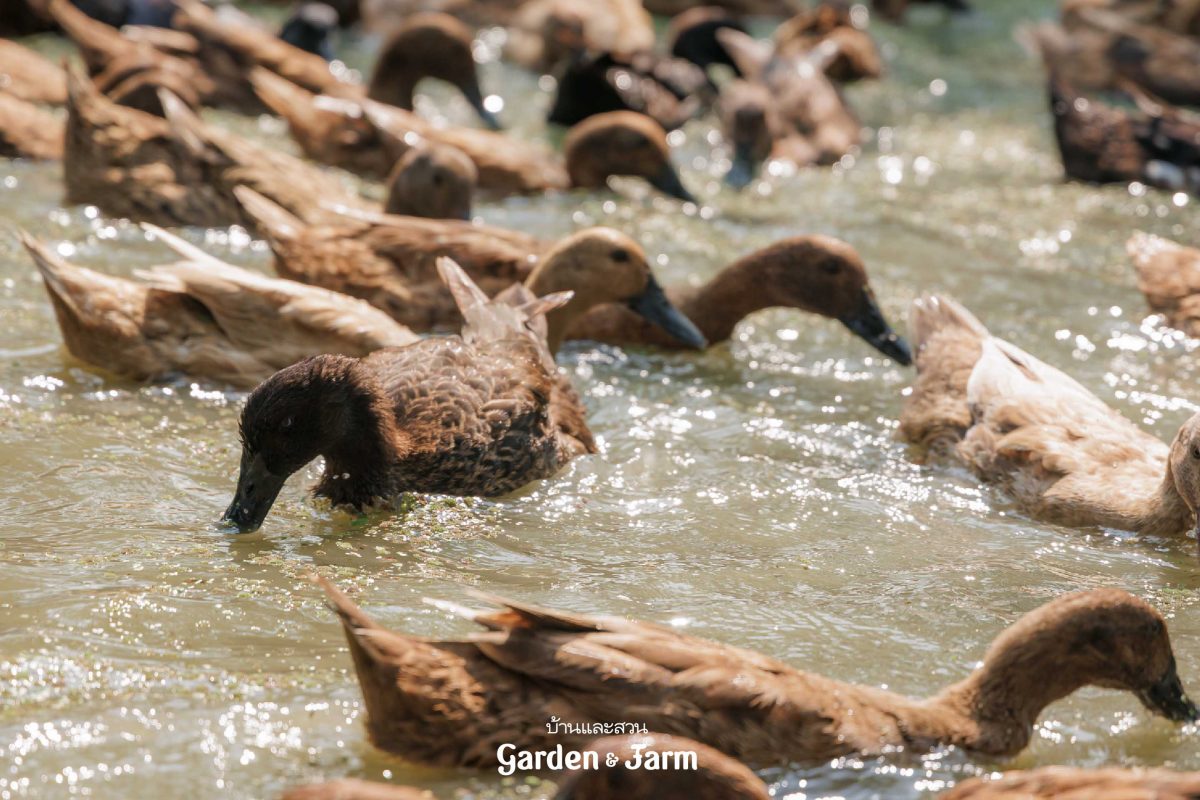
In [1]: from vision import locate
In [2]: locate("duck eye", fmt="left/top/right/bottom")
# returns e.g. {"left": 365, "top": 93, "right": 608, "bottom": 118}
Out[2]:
{"left": 1191, "top": 445, "right": 1200, "bottom": 460}
{"left": 282, "top": 417, "right": 294, "bottom": 430}
{"left": 611, "top": 248, "right": 630, "bottom": 263}
{"left": 822, "top": 261, "right": 841, "bottom": 275}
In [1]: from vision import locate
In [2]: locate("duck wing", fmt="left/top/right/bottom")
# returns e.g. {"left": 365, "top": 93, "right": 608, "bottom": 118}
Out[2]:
{"left": 0, "top": 93, "right": 63, "bottom": 161}
{"left": 0, "top": 39, "right": 67, "bottom": 105}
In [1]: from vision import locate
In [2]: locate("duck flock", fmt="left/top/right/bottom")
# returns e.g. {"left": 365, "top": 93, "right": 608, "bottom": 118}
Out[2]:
{"left": 6, "top": 0, "right": 1200, "bottom": 798}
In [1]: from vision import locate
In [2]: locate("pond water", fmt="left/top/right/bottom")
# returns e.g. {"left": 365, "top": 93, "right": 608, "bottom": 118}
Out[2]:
{"left": 4, "top": 2, "right": 1200, "bottom": 798}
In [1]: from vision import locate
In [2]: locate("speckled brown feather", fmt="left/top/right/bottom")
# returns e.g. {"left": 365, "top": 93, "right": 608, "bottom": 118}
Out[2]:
{"left": 0, "top": 92, "right": 63, "bottom": 160}
{"left": 319, "top": 583, "right": 1190, "bottom": 769}
{"left": 941, "top": 766, "right": 1200, "bottom": 799}
{"left": 0, "top": 39, "right": 67, "bottom": 105}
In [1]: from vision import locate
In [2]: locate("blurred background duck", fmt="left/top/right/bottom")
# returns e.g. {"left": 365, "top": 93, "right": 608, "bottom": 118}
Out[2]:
{"left": 235, "top": 189, "right": 704, "bottom": 351}
{"left": 281, "top": 734, "right": 769, "bottom": 800}
{"left": 774, "top": 1, "right": 883, "bottom": 82}
{"left": 901, "top": 295, "right": 1200, "bottom": 542}
{"left": 0, "top": 39, "right": 68, "bottom": 106}
{"left": 567, "top": 235, "right": 911, "bottom": 364}
{"left": 0, "top": 93, "right": 64, "bottom": 161}
{"left": 319, "top": 580, "right": 1196, "bottom": 768}
{"left": 23, "top": 228, "right": 415, "bottom": 388}
{"left": 221, "top": 259, "right": 591, "bottom": 532}
{"left": 1128, "top": 231, "right": 1200, "bottom": 337}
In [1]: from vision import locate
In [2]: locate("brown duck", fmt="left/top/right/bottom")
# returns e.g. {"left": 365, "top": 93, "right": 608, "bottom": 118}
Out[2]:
{"left": 941, "top": 766, "right": 1200, "bottom": 799}
{"left": 280, "top": 734, "right": 768, "bottom": 800}
{"left": 24, "top": 227, "right": 414, "bottom": 388}
{"left": 1128, "top": 231, "right": 1200, "bottom": 336}
{"left": 900, "top": 294, "right": 1200, "bottom": 541}
{"left": 318, "top": 580, "right": 1197, "bottom": 768}
{"left": 236, "top": 189, "right": 705, "bottom": 351}
{"left": 384, "top": 142, "right": 477, "bottom": 220}
{"left": 63, "top": 65, "right": 368, "bottom": 228}
{"left": 0, "top": 39, "right": 67, "bottom": 105}
{"left": 566, "top": 234, "right": 912, "bottom": 364}
{"left": 0, "top": 92, "right": 64, "bottom": 161}
{"left": 368, "top": 12, "right": 501, "bottom": 130}
{"left": 719, "top": 78, "right": 819, "bottom": 189}
{"left": 774, "top": 2, "right": 883, "bottom": 83}
{"left": 222, "top": 259, "right": 592, "bottom": 532}
{"left": 1047, "top": 75, "right": 1200, "bottom": 193}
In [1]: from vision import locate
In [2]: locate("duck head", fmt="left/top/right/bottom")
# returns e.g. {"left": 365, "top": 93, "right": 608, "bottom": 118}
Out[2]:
{"left": 725, "top": 236, "right": 911, "bottom": 363}
{"left": 1167, "top": 412, "right": 1200, "bottom": 549}
{"left": 957, "top": 589, "right": 1197, "bottom": 734}
{"left": 719, "top": 80, "right": 776, "bottom": 190}
{"left": 368, "top": 12, "right": 502, "bottom": 130}
{"left": 224, "top": 355, "right": 390, "bottom": 532}
{"left": 385, "top": 142, "right": 477, "bottom": 220}
{"left": 279, "top": 2, "right": 339, "bottom": 62}
{"left": 564, "top": 110, "right": 695, "bottom": 203}
{"left": 528, "top": 228, "right": 706, "bottom": 353}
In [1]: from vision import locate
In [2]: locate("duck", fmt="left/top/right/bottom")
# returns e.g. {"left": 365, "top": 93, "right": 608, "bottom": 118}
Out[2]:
{"left": 0, "top": 93, "right": 64, "bottom": 161}
{"left": 900, "top": 294, "right": 1200, "bottom": 540}
{"left": 367, "top": 12, "right": 501, "bottom": 130}
{"left": 251, "top": 68, "right": 566, "bottom": 193}
{"left": 941, "top": 766, "right": 1200, "bottom": 799}
{"left": 774, "top": 2, "right": 883, "bottom": 83}
{"left": 23, "top": 227, "right": 416, "bottom": 388}
{"left": 221, "top": 258, "right": 592, "bottom": 532}
{"left": 279, "top": 735, "right": 769, "bottom": 800}
{"left": 1128, "top": 231, "right": 1200, "bottom": 337}
{"left": 566, "top": 235, "right": 911, "bottom": 364}
{"left": 253, "top": 72, "right": 696, "bottom": 201}
{"left": 546, "top": 49, "right": 708, "bottom": 132}
{"left": 665, "top": 6, "right": 746, "bottom": 81}
{"left": 279, "top": 3, "right": 340, "bottom": 62}
{"left": 1028, "top": 4, "right": 1200, "bottom": 108}
{"left": 506, "top": 0, "right": 655, "bottom": 74}
{"left": 871, "top": 0, "right": 971, "bottom": 23}
{"left": 717, "top": 28, "right": 861, "bottom": 167}
{"left": 235, "top": 189, "right": 705, "bottom": 351}
{"left": 0, "top": 39, "right": 67, "bottom": 106}
{"left": 719, "top": 78, "right": 818, "bottom": 188}
{"left": 1047, "top": 75, "right": 1200, "bottom": 195}
{"left": 384, "top": 142, "right": 477, "bottom": 220}
{"left": 63, "top": 65, "right": 369, "bottom": 229}
{"left": 317, "top": 579, "right": 1197, "bottom": 768}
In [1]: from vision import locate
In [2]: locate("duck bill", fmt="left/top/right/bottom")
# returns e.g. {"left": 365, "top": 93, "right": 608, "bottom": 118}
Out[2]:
{"left": 627, "top": 276, "right": 708, "bottom": 349}
{"left": 1137, "top": 662, "right": 1199, "bottom": 722}
{"left": 222, "top": 449, "right": 287, "bottom": 533}
{"left": 725, "top": 143, "right": 758, "bottom": 190}
{"left": 838, "top": 290, "right": 913, "bottom": 366}
{"left": 462, "top": 84, "right": 502, "bottom": 131}
{"left": 648, "top": 163, "right": 697, "bottom": 204}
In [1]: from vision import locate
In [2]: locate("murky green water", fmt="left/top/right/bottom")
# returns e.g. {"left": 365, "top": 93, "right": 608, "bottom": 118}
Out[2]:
{"left": 5, "top": 3, "right": 1200, "bottom": 798}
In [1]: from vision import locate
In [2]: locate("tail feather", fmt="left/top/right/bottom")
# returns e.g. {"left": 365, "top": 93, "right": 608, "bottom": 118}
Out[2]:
{"left": 249, "top": 67, "right": 314, "bottom": 120}
{"left": 233, "top": 186, "right": 304, "bottom": 242}
{"left": 159, "top": 88, "right": 214, "bottom": 159}
{"left": 21, "top": 232, "right": 134, "bottom": 314}
{"left": 313, "top": 575, "right": 414, "bottom": 667}
{"left": 436, "top": 256, "right": 572, "bottom": 345}
{"left": 908, "top": 293, "right": 989, "bottom": 355}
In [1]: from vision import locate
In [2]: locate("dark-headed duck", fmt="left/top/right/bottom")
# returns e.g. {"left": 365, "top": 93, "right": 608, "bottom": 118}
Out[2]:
{"left": 384, "top": 142, "right": 477, "bottom": 220}
{"left": 222, "top": 259, "right": 591, "bottom": 531}
{"left": 318, "top": 580, "right": 1196, "bottom": 767}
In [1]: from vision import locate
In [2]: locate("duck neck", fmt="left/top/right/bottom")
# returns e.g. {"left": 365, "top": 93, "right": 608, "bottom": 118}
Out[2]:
{"left": 1133, "top": 467, "right": 1193, "bottom": 536}
{"left": 679, "top": 260, "right": 773, "bottom": 345}
{"left": 315, "top": 363, "right": 407, "bottom": 506}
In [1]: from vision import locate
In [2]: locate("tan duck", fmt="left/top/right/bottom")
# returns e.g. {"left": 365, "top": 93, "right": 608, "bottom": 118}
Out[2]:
{"left": 280, "top": 734, "right": 768, "bottom": 800}
{"left": 566, "top": 235, "right": 912, "bottom": 364}
{"left": 718, "top": 28, "right": 861, "bottom": 168}
{"left": 63, "top": 65, "right": 368, "bottom": 228}
{"left": 221, "top": 258, "right": 592, "bottom": 531}
{"left": 0, "top": 92, "right": 64, "bottom": 161}
{"left": 901, "top": 294, "right": 1200, "bottom": 540}
{"left": 24, "top": 227, "right": 414, "bottom": 388}
{"left": 236, "top": 189, "right": 705, "bottom": 351}
{"left": 941, "top": 766, "right": 1200, "bottom": 799}
{"left": 0, "top": 39, "right": 67, "bottom": 106}
{"left": 1128, "top": 231, "right": 1200, "bottom": 336}
{"left": 367, "top": 12, "right": 501, "bottom": 130}
{"left": 719, "top": 78, "right": 818, "bottom": 188}
{"left": 1047, "top": 75, "right": 1200, "bottom": 193}
{"left": 253, "top": 72, "right": 694, "bottom": 201}
{"left": 774, "top": 2, "right": 883, "bottom": 83}
{"left": 1028, "top": 4, "right": 1200, "bottom": 108}
{"left": 318, "top": 580, "right": 1196, "bottom": 768}
{"left": 506, "top": 0, "right": 655, "bottom": 74}
{"left": 384, "top": 142, "right": 477, "bottom": 220}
